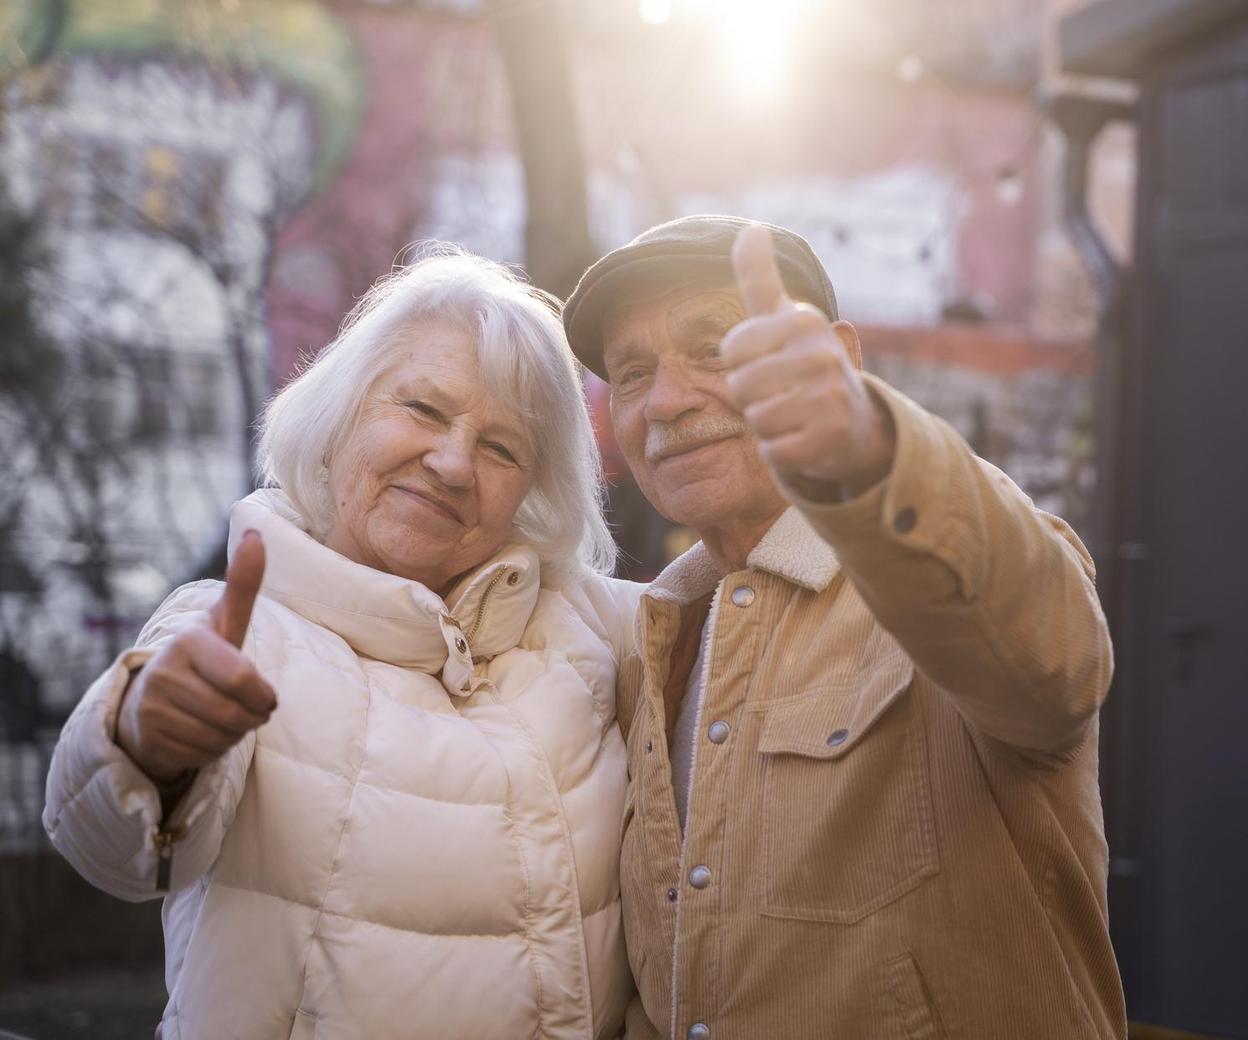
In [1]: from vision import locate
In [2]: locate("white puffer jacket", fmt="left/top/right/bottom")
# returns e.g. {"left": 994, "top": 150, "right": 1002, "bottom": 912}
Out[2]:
{"left": 43, "top": 490, "right": 643, "bottom": 1040}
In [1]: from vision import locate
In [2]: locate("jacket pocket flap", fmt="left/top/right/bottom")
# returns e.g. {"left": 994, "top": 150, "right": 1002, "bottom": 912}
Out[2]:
{"left": 759, "top": 657, "right": 915, "bottom": 760}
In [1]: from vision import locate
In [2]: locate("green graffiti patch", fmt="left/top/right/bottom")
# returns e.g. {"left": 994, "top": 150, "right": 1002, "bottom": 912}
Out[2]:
{"left": 2, "top": 0, "right": 365, "bottom": 193}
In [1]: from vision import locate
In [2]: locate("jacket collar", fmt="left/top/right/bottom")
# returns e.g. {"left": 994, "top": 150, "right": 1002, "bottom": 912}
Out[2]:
{"left": 646, "top": 506, "right": 840, "bottom": 608}
{"left": 228, "top": 490, "right": 542, "bottom": 696}
{"left": 746, "top": 506, "right": 841, "bottom": 591}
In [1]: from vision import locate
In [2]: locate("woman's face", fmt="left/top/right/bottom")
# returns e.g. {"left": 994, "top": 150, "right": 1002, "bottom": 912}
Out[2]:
{"left": 323, "top": 319, "right": 535, "bottom": 594}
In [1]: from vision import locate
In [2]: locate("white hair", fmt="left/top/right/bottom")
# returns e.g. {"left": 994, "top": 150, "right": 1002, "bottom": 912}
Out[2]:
{"left": 257, "top": 246, "right": 617, "bottom": 579}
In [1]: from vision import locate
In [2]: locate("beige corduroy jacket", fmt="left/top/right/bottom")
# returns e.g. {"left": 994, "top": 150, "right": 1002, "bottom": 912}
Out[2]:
{"left": 617, "top": 374, "right": 1126, "bottom": 1040}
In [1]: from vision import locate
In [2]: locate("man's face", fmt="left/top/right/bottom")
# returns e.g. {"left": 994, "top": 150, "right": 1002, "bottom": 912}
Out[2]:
{"left": 602, "top": 280, "right": 786, "bottom": 532}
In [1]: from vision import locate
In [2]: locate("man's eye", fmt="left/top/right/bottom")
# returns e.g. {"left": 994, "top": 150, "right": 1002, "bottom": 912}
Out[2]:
{"left": 616, "top": 367, "right": 648, "bottom": 387}
{"left": 699, "top": 341, "right": 723, "bottom": 362}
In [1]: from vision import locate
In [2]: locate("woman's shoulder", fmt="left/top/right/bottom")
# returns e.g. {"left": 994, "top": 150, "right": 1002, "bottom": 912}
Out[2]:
{"left": 543, "top": 570, "right": 645, "bottom": 664}
{"left": 135, "top": 579, "right": 225, "bottom": 647}
{"left": 136, "top": 578, "right": 299, "bottom": 655}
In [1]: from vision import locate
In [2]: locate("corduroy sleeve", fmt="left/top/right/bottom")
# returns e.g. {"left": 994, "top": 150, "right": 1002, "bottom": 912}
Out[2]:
{"left": 781, "top": 372, "right": 1113, "bottom": 756}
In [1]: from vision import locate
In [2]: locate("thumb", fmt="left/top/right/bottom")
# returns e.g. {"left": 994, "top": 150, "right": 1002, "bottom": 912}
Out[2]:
{"left": 210, "top": 529, "right": 266, "bottom": 649}
{"left": 732, "top": 224, "right": 791, "bottom": 317}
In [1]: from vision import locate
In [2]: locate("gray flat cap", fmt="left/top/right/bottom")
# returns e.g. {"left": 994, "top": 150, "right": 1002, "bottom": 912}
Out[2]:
{"left": 563, "top": 214, "right": 838, "bottom": 380}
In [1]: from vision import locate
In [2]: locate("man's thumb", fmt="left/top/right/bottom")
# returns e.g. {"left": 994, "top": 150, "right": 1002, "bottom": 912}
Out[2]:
{"left": 732, "top": 224, "right": 790, "bottom": 317}
{"left": 211, "top": 529, "right": 266, "bottom": 649}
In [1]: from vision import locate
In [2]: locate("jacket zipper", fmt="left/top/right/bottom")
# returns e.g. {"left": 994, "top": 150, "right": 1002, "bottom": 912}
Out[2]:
{"left": 155, "top": 826, "right": 182, "bottom": 892}
{"left": 465, "top": 568, "right": 508, "bottom": 644}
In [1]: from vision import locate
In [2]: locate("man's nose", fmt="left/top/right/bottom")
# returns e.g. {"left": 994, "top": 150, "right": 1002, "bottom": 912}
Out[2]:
{"left": 643, "top": 358, "right": 705, "bottom": 423}
{"left": 423, "top": 430, "right": 476, "bottom": 489}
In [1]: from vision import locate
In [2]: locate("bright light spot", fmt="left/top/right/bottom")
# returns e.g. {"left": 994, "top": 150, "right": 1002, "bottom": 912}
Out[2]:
{"left": 714, "top": 0, "right": 816, "bottom": 107}
{"left": 115, "top": 563, "right": 173, "bottom": 608}
{"left": 897, "top": 53, "right": 924, "bottom": 84}
{"left": 639, "top": 0, "right": 672, "bottom": 26}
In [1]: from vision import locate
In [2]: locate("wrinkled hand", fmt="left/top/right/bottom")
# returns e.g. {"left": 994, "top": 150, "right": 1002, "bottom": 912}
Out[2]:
{"left": 722, "top": 224, "right": 896, "bottom": 500}
{"left": 116, "top": 531, "right": 277, "bottom": 784}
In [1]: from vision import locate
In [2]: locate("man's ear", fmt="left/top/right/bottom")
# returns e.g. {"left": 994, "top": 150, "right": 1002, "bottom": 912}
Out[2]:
{"left": 832, "top": 320, "right": 863, "bottom": 370}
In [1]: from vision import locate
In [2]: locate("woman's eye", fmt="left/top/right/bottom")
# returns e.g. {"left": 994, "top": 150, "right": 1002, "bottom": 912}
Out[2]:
{"left": 485, "top": 442, "right": 517, "bottom": 463}
{"left": 406, "top": 400, "right": 441, "bottom": 421}
{"left": 700, "top": 341, "right": 723, "bottom": 362}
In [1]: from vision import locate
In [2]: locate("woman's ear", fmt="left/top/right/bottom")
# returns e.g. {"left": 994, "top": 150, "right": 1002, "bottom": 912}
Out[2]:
{"left": 832, "top": 320, "right": 863, "bottom": 371}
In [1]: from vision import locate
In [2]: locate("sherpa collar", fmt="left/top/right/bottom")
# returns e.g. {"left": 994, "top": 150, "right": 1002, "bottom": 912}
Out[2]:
{"left": 646, "top": 506, "right": 840, "bottom": 607}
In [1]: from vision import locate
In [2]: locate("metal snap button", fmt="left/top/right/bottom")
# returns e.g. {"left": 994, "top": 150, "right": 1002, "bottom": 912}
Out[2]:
{"left": 893, "top": 506, "right": 918, "bottom": 534}
{"left": 689, "top": 865, "right": 712, "bottom": 889}
{"left": 688, "top": 1023, "right": 710, "bottom": 1040}
{"left": 730, "top": 585, "right": 755, "bottom": 608}
{"left": 666, "top": 887, "right": 678, "bottom": 902}
{"left": 826, "top": 728, "right": 849, "bottom": 747}
{"left": 454, "top": 636, "right": 468, "bottom": 655}
{"left": 707, "top": 720, "right": 730, "bottom": 744}
{"left": 506, "top": 571, "right": 519, "bottom": 586}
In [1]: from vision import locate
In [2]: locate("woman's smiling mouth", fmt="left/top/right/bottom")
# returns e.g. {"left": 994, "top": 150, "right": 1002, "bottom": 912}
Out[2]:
{"left": 391, "top": 485, "right": 464, "bottom": 525}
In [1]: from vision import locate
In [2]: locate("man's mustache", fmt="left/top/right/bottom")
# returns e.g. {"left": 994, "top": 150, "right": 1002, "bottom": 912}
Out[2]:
{"left": 645, "top": 415, "right": 749, "bottom": 464}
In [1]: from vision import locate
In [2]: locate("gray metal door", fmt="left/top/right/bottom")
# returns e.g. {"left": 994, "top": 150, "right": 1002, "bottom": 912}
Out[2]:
{"left": 1122, "top": 17, "right": 1248, "bottom": 1037}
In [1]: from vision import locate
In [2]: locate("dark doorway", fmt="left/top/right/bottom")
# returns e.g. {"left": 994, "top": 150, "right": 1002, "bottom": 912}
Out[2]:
{"left": 1109, "top": 15, "right": 1248, "bottom": 1037}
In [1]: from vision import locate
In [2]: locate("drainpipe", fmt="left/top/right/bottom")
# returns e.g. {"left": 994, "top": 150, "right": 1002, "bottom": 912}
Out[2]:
{"left": 1043, "top": 85, "right": 1145, "bottom": 946}
{"left": 1042, "top": 88, "right": 1135, "bottom": 572}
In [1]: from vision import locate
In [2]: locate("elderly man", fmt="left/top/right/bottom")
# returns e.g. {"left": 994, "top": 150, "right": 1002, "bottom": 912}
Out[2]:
{"left": 564, "top": 216, "right": 1126, "bottom": 1040}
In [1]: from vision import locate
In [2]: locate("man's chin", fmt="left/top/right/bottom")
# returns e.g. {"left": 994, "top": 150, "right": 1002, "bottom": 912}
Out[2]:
{"left": 649, "top": 477, "right": 739, "bottom": 528}
{"left": 639, "top": 449, "right": 785, "bottom": 533}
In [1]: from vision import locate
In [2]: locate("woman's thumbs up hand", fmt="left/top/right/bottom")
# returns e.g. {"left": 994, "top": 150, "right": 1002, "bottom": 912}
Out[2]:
{"left": 116, "top": 530, "right": 277, "bottom": 784}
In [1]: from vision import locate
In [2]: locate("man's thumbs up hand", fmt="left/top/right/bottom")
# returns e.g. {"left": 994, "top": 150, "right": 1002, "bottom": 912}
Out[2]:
{"left": 116, "top": 530, "right": 278, "bottom": 785}
{"left": 721, "top": 225, "right": 895, "bottom": 500}
{"left": 733, "top": 222, "right": 792, "bottom": 317}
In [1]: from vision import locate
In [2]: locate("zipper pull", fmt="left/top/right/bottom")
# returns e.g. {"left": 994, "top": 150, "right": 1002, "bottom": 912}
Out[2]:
{"left": 155, "top": 830, "right": 176, "bottom": 892}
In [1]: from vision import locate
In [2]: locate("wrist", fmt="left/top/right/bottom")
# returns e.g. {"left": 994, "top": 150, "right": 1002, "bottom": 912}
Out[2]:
{"left": 155, "top": 767, "right": 198, "bottom": 820}
{"left": 785, "top": 392, "right": 897, "bottom": 503}
{"left": 841, "top": 385, "right": 897, "bottom": 498}
{"left": 114, "top": 667, "right": 183, "bottom": 786}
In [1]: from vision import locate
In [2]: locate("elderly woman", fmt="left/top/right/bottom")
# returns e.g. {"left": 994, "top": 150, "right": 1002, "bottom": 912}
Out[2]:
{"left": 43, "top": 252, "right": 642, "bottom": 1040}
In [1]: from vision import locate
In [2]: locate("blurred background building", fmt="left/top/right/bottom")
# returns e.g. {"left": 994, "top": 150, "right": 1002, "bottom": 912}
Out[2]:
{"left": 0, "top": 0, "right": 1242, "bottom": 1037}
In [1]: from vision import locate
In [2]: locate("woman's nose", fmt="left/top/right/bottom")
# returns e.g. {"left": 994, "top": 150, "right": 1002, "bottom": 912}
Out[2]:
{"left": 423, "top": 432, "right": 475, "bottom": 489}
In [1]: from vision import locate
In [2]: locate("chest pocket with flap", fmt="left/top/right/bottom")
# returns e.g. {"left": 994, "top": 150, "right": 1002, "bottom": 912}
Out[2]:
{"left": 757, "top": 654, "right": 939, "bottom": 924}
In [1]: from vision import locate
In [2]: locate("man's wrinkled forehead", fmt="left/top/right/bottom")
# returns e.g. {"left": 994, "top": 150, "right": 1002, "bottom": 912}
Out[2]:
{"left": 602, "top": 279, "right": 743, "bottom": 358}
